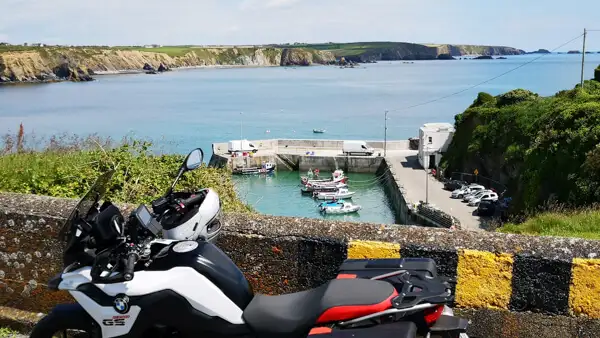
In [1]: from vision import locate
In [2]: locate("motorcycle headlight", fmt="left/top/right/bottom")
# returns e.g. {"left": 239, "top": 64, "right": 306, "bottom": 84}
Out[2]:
{"left": 206, "top": 208, "right": 223, "bottom": 236}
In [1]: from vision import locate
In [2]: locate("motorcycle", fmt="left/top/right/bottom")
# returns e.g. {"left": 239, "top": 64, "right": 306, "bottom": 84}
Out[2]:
{"left": 30, "top": 148, "right": 469, "bottom": 338}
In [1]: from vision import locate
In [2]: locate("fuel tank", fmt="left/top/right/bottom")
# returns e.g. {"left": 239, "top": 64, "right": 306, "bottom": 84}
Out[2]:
{"left": 145, "top": 240, "right": 253, "bottom": 309}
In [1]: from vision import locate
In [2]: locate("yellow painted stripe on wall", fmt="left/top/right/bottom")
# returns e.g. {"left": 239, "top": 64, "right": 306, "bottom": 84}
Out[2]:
{"left": 455, "top": 249, "right": 514, "bottom": 309}
{"left": 569, "top": 258, "right": 600, "bottom": 318}
{"left": 347, "top": 240, "right": 400, "bottom": 259}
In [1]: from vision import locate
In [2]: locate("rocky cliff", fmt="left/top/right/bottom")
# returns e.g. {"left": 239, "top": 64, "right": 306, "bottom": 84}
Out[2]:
{"left": 0, "top": 46, "right": 334, "bottom": 83}
{"left": 434, "top": 44, "right": 525, "bottom": 56}
{"left": 297, "top": 42, "right": 525, "bottom": 62}
{"left": 280, "top": 48, "right": 336, "bottom": 66}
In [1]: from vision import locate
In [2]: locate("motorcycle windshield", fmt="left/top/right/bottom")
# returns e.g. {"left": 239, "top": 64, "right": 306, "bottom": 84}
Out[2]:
{"left": 58, "top": 170, "right": 115, "bottom": 242}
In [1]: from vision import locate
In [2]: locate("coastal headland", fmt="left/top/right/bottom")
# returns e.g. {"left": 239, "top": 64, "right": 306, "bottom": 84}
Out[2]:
{"left": 0, "top": 42, "right": 525, "bottom": 84}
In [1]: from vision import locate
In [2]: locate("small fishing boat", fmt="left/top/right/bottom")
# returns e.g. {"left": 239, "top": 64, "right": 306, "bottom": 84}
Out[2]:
{"left": 301, "top": 182, "right": 347, "bottom": 194}
{"left": 313, "top": 129, "right": 326, "bottom": 133}
{"left": 314, "top": 188, "right": 355, "bottom": 200}
{"left": 319, "top": 201, "right": 361, "bottom": 214}
{"left": 301, "top": 169, "right": 346, "bottom": 185}
{"left": 233, "top": 162, "right": 276, "bottom": 175}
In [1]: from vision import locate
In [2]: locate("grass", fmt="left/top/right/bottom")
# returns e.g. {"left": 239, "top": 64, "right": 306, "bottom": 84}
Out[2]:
{"left": 0, "top": 328, "right": 21, "bottom": 337}
{"left": 498, "top": 208, "right": 600, "bottom": 240}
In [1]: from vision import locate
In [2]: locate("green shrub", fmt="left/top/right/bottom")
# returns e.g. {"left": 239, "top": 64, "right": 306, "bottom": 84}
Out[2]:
{"left": 442, "top": 67, "right": 600, "bottom": 215}
{"left": 0, "top": 137, "right": 250, "bottom": 213}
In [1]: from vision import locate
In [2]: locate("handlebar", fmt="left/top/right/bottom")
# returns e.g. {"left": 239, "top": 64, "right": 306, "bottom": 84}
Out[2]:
{"left": 123, "top": 252, "right": 139, "bottom": 281}
{"left": 180, "top": 193, "right": 204, "bottom": 209}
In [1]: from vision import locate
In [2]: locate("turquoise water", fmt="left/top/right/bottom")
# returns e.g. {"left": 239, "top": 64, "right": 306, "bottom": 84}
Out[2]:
{"left": 232, "top": 171, "right": 395, "bottom": 224}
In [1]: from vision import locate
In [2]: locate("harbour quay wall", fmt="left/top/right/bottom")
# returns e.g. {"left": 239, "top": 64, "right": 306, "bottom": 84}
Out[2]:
{"left": 211, "top": 138, "right": 411, "bottom": 155}
{"left": 377, "top": 158, "right": 412, "bottom": 224}
{"left": 377, "top": 158, "right": 458, "bottom": 228}
{"left": 2, "top": 193, "right": 600, "bottom": 337}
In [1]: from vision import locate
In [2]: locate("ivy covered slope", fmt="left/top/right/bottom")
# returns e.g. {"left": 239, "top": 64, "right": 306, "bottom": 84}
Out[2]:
{"left": 0, "top": 137, "right": 250, "bottom": 213}
{"left": 441, "top": 73, "right": 600, "bottom": 215}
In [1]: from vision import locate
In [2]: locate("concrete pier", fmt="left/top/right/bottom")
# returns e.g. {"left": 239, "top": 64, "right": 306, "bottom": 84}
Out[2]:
{"left": 384, "top": 151, "right": 482, "bottom": 230}
{"left": 211, "top": 139, "right": 481, "bottom": 230}
{"left": 210, "top": 138, "right": 412, "bottom": 173}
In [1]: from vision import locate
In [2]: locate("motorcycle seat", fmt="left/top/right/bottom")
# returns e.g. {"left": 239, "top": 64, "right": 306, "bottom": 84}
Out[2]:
{"left": 242, "top": 278, "right": 397, "bottom": 337}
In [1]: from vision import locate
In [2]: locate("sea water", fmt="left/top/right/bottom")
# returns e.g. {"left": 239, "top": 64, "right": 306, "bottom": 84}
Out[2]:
{"left": 1, "top": 54, "right": 598, "bottom": 223}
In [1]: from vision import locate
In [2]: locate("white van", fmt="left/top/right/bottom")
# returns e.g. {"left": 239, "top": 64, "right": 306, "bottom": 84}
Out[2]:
{"left": 342, "top": 141, "right": 375, "bottom": 156}
{"left": 228, "top": 140, "right": 258, "bottom": 153}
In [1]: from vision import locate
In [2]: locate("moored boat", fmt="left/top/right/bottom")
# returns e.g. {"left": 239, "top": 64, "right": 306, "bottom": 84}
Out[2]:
{"left": 301, "top": 169, "right": 346, "bottom": 185}
{"left": 301, "top": 182, "right": 347, "bottom": 194}
{"left": 314, "top": 188, "right": 355, "bottom": 200}
{"left": 313, "top": 129, "right": 326, "bottom": 133}
{"left": 232, "top": 162, "right": 276, "bottom": 175}
{"left": 318, "top": 201, "right": 361, "bottom": 214}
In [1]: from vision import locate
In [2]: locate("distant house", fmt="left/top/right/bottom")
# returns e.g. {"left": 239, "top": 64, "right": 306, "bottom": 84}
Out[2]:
{"left": 143, "top": 44, "right": 162, "bottom": 48}
{"left": 30, "top": 43, "right": 45, "bottom": 47}
{"left": 418, "top": 123, "right": 455, "bottom": 169}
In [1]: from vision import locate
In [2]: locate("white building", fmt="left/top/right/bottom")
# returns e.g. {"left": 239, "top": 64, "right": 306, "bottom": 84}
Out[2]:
{"left": 418, "top": 123, "right": 455, "bottom": 169}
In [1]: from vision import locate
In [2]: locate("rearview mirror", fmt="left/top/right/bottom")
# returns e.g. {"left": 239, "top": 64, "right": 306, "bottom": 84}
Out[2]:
{"left": 184, "top": 148, "right": 203, "bottom": 171}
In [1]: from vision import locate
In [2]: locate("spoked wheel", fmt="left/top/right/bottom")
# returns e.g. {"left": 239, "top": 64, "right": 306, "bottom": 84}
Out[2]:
{"left": 29, "top": 304, "right": 101, "bottom": 338}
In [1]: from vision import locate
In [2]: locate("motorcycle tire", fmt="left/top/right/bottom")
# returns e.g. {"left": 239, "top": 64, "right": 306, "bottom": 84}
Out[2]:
{"left": 29, "top": 304, "right": 101, "bottom": 338}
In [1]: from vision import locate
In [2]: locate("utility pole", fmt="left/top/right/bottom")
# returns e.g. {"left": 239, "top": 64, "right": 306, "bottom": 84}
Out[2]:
{"left": 581, "top": 28, "right": 587, "bottom": 90}
{"left": 424, "top": 145, "right": 429, "bottom": 204}
{"left": 384, "top": 110, "right": 388, "bottom": 157}
{"left": 240, "top": 112, "right": 243, "bottom": 140}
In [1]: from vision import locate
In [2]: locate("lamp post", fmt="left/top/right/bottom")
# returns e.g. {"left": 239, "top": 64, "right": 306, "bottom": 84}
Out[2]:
{"left": 384, "top": 110, "right": 389, "bottom": 157}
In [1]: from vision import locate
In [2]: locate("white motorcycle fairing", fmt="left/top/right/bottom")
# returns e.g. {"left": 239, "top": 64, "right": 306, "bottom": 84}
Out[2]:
{"left": 56, "top": 239, "right": 254, "bottom": 338}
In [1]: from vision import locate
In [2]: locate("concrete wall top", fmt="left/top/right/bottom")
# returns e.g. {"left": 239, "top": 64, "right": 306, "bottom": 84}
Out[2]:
{"left": 1, "top": 192, "right": 599, "bottom": 261}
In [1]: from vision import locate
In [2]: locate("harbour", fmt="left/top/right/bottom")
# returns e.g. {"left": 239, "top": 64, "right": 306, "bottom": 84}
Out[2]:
{"left": 212, "top": 134, "right": 484, "bottom": 229}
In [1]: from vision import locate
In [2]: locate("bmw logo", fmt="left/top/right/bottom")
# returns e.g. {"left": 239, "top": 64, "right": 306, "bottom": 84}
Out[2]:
{"left": 113, "top": 295, "right": 130, "bottom": 314}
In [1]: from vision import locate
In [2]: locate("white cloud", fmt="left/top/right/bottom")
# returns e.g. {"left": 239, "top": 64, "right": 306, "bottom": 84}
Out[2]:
{"left": 265, "top": 0, "right": 300, "bottom": 8}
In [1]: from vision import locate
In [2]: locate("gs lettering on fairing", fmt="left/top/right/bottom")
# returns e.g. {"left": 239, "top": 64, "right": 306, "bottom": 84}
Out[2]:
{"left": 29, "top": 148, "right": 470, "bottom": 338}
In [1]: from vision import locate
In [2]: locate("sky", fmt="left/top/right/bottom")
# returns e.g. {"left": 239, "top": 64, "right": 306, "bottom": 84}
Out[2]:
{"left": 1, "top": 0, "right": 598, "bottom": 51}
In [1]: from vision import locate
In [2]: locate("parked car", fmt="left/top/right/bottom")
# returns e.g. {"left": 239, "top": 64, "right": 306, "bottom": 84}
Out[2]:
{"left": 452, "top": 185, "right": 485, "bottom": 198}
{"left": 477, "top": 200, "right": 498, "bottom": 216}
{"left": 452, "top": 185, "right": 485, "bottom": 199}
{"left": 444, "top": 179, "right": 467, "bottom": 191}
{"left": 463, "top": 189, "right": 493, "bottom": 203}
{"left": 468, "top": 192, "right": 499, "bottom": 206}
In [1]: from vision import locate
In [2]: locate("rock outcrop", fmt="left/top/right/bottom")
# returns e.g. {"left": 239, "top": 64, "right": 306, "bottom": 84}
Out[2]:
{"left": 0, "top": 46, "right": 334, "bottom": 84}
{"left": 528, "top": 49, "right": 551, "bottom": 54}
{"left": 280, "top": 48, "right": 335, "bottom": 66}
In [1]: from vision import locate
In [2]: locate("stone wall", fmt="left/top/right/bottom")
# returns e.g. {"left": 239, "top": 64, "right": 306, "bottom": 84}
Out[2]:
{"left": 2, "top": 193, "right": 600, "bottom": 337}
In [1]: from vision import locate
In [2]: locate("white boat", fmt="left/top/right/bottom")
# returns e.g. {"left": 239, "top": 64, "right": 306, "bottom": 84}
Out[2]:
{"left": 314, "top": 188, "right": 355, "bottom": 200}
{"left": 301, "top": 169, "right": 346, "bottom": 185}
{"left": 301, "top": 182, "right": 347, "bottom": 194}
{"left": 318, "top": 201, "right": 361, "bottom": 214}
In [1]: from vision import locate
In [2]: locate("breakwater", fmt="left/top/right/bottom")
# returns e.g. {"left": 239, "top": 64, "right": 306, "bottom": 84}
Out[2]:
{"left": 1, "top": 193, "right": 600, "bottom": 337}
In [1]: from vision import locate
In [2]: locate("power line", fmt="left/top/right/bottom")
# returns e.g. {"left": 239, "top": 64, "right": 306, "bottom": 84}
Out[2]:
{"left": 389, "top": 33, "right": 585, "bottom": 113}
